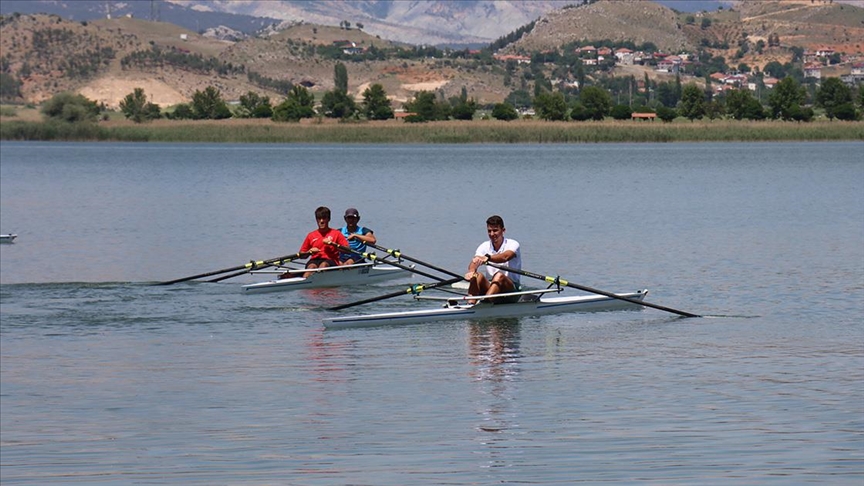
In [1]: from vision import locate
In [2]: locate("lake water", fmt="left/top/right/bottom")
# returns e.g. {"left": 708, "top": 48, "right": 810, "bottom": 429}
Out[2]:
{"left": 1, "top": 141, "right": 862, "bottom": 484}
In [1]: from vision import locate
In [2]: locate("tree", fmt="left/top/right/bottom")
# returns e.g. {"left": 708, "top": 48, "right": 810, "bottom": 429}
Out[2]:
{"left": 831, "top": 102, "right": 858, "bottom": 121}
{"left": 533, "top": 91, "right": 567, "bottom": 121}
{"left": 491, "top": 102, "right": 519, "bottom": 121}
{"left": 451, "top": 98, "right": 478, "bottom": 120}
{"left": 656, "top": 81, "right": 680, "bottom": 108}
{"left": 505, "top": 89, "right": 533, "bottom": 110}
{"left": 319, "top": 89, "right": 357, "bottom": 119}
{"left": 191, "top": 86, "right": 231, "bottom": 119}
{"left": 815, "top": 77, "right": 853, "bottom": 120}
{"left": 679, "top": 83, "right": 706, "bottom": 121}
{"left": 237, "top": 91, "right": 273, "bottom": 119}
{"left": 403, "top": 91, "right": 449, "bottom": 122}
{"left": 610, "top": 104, "right": 633, "bottom": 120}
{"left": 119, "top": 88, "right": 161, "bottom": 123}
{"left": 272, "top": 85, "right": 316, "bottom": 122}
{"left": 768, "top": 77, "right": 806, "bottom": 120}
{"left": 725, "top": 89, "right": 756, "bottom": 120}
{"left": 656, "top": 105, "right": 677, "bottom": 122}
{"left": 41, "top": 92, "right": 100, "bottom": 123}
{"left": 579, "top": 86, "right": 612, "bottom": 120}
{"left": 168, "top": 103, "right": 195, "bottom": 120}
{"left": 569, "top": 102, "right": 590, "bottom": 121}
{"left": 0, "top": 72, "right": 22, "bottom": 100}
{"left": 362, "top": 84, "right": 394, "bottom": 120}
{"left": 334, "top": 62, "right": 348, "bottom": 94}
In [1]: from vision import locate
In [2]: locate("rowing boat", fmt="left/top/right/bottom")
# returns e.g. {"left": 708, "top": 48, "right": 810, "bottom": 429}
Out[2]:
{"left": 0, "top": 234, "right": 17, "bottom": 243}
{"left": 323, "top": 289, "right": 648, "bottom": 329}
{"left": 242, "top": 261, "right": 412, "bottom": 294}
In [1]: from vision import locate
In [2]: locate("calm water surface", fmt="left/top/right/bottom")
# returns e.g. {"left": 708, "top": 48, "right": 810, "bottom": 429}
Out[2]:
{"left": 1, "top": 142, "right": 862, "bottom": 484}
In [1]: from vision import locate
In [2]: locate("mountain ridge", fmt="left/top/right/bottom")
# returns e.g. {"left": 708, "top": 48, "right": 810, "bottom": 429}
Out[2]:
{"left": 1, "top": 0, "right": 861, "bottom": 110}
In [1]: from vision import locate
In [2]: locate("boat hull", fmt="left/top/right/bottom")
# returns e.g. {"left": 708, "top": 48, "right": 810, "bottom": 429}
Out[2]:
{"left": 0, "top": 234, "right": 17, "bottom": 243}
{"left": 323, "top": 290, "right": 648, "bottom": 329}
{"left": 242, "top": 264, "right": 409, "bottom": 294}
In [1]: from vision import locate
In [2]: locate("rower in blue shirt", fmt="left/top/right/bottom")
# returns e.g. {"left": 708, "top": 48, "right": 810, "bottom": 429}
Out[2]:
{"left": 339, "top": 207, "right": 377, "bottom": 265}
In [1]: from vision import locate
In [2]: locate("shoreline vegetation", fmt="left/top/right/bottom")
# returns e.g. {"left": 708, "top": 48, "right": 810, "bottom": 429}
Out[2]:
{"left": 1, "top": 117, "right": 863, "bottom": 143}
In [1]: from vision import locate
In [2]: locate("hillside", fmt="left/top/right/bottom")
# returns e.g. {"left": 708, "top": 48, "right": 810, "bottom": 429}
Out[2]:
{"left": 1, "top": 0, "right": 862, "bottom": 110}
{"left": 507, "top": 0, "right": 690, "bottom": 54}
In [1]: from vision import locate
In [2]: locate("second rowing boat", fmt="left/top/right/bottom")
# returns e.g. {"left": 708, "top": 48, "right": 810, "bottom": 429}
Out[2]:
{"left": 242, "top": 261, "right": 412, "bottom": 294}
{"left": 323, "top": 288, "right": 648, "bottom": 328}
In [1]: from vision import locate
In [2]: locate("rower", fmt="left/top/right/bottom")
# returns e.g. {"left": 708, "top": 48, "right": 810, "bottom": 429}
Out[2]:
{"left": 339, "top": 207, "right": 377, "bottom": 266}
{"left": 464, "top": 215, "right": 522, "bottom": 304}
{"left": 291, "top": 206, "right": 350, "bottom": 279}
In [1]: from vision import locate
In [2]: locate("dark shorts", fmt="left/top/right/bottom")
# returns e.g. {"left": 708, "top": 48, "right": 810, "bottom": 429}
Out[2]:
{"left": 491, "top": 282, "right": 521, "bottom": 304}
{"left": 340, "top": 255, "right": 366, "bottom": 264}
{"left": 306, "top": 258, "right": 337, "bottom": 267}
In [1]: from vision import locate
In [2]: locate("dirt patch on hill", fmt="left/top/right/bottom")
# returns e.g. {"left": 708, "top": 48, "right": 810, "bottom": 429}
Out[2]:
{"left": 78, "top": 76, "right": 188, "bottom": 109}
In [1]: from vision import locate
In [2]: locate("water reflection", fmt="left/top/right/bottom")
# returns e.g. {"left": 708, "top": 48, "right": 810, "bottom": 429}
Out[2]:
{"left": 468, "top": 318, "right": 522, "bottom": 384}
{"left": 468, "top": 318, "right": 523, "bottom": 471}
{"left": 302, "top": 328, "right": 352, "bottom": 383}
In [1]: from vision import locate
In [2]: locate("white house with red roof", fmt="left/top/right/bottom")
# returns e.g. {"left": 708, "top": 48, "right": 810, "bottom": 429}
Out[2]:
{"left": 804, "top": 63, "right": 822, "bottom": 79}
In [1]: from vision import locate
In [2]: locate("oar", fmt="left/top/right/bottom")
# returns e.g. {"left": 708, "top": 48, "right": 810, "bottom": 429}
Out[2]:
{"left": 327, "top": 242, "right": 457, "bottom": 283}
{"left": 156, "top": 252, "right": 307, "bottom": 285}
{"left": 328, "top": 276, "right": 465, "bottom": 311}
{"left": 485, "top": 262, "right": 701, "bottom": 318}
{"left": 206, "top": 253, "right": 308, "bottom": 283}
{"left": 367, "top": 243, "right": 464, "bottom": 280}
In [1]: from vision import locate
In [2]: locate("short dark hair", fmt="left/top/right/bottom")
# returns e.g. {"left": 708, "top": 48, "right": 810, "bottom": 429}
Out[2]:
{"left": 315, "top": 206, "right": 331, "bottom": 220}
{"left": 486, "top": 215, "right": 504, "bottom": 228}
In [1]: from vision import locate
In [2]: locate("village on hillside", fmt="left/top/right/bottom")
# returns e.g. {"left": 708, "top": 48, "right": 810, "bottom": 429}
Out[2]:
{"left": 1, "top": 0, "right": 863, "bottom": 124}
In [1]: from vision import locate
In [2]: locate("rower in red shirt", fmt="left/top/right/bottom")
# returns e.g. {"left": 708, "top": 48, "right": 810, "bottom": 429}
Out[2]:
{"left": 296, "top": 206, "right": 350, "bottom": 278}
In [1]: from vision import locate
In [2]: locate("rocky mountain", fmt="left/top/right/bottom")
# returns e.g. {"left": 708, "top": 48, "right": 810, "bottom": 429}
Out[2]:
{"left": 168, "top": 0, "right": 565, "bottom": 46}
{"left": 0, "top": 0, "right": 280, "bottom": 39}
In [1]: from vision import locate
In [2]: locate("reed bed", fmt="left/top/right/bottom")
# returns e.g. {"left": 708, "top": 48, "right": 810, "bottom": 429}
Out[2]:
{"left": 2, "top": 118, "right": 862, "bottom": 143}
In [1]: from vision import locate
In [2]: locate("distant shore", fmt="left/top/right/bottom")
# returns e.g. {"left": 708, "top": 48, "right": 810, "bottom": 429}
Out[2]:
{"left": 1, "top": 117, "right": 863, "bottom": 143}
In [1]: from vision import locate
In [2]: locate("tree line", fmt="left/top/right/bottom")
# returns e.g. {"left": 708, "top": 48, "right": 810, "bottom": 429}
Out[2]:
{"left": 33, "top": 63, "right": 863, "bottom": 125}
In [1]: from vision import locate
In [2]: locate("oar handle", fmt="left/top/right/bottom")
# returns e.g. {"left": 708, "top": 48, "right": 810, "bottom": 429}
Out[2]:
{"left": 328, "top": 276, "right": 464, "bottom": 311}
{"left": 486, "top": 262, "right": 701, "bottom": 318}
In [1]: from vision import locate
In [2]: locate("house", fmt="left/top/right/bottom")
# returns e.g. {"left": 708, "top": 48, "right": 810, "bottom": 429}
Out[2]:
{"left": 597, "top": 47, "right": 613, "bottom": 57}
{"left": 576, "top": 46, "right": 597, "bottom": 57}
{"left": 815, "top": 46, "right": 835, "bottom": 58}
{"left": 614, "top": 48, "right": 634, "bottom": 65}
{"left": 656, "top": 59, "right": 676, "bottom": 73}
{"left": 338, "top": 42, "right": 364, "bottom": 55}
{"left": 804, "top": 63, "right": 822, "bottom": 79}
{"left": 493, "top": 54, "right": 531, "bottom": 64}
{"left": 763, "top": 77, "right": 779, "bottom": 89}
{"left": 841, "top": 62, "right": 864, "bottom": 85}
{"left": 656, "top": 56, "right": 683, "bottom": 73}
{"left": 710, "top": 72, "right": 727, "bottom": 82}
{"left": 631, "top": 112, "right": 656, "bottom": 121}
{"left": 723, "top": 73, "right": 748, "bottom": 86}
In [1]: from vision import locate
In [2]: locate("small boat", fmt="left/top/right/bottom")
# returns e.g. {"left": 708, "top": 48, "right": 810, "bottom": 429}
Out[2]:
{"left": 242, "top": 261, "right": 412, "bottom": 294}
{"left": 0, "top": 234, "right": 17, "bottom": 243}
{"left": 323, "top": 288, "right": 648, "bottom": 329}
